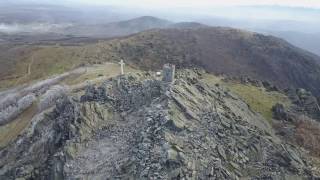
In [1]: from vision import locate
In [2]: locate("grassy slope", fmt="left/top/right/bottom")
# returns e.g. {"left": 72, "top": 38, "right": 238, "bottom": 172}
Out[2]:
{"left": 202, "top": 74, "right": 291, "bottom": 121}
{"left": 0, "top": 44, "right": 108, "bottom": 90}
{"left": 0, "top": 46, "right": 77, "bottom": 90}
{"left": 226, "top": 83, "right": 290, "bottom": 121}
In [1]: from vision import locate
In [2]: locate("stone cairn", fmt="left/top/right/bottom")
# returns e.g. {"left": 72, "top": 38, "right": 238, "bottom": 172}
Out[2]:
{"left": 162, "top": 64, "right": 175, "bottom": 83}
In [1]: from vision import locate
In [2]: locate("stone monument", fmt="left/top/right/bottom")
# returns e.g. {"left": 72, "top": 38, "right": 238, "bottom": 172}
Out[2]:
{"left": 162, "top": 64, "right": 175, "bottom": 83}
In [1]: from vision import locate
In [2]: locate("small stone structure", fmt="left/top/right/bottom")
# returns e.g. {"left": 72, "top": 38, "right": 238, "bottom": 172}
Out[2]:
{"left": 162, "top": 64, "right": 175, "bottom": 83}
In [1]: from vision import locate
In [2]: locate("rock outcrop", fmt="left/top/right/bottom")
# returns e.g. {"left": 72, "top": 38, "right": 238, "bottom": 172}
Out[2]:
{"left": 0, "top": 71, "right": 317, "bottom": 179}
{"left": 286, "top": 88, "right": 320, "bottom": 121}
{"left": 0, "top": 93, "right": 36, "bottom": 125}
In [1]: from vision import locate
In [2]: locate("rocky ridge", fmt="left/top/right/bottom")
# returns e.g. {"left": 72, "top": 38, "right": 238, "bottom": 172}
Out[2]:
{"left": 0, "top": 70, "right": 318, "bottom": 179}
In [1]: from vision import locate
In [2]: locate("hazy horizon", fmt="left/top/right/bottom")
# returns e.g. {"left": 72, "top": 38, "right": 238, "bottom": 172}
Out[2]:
{"left": 2, "top": 0, "right": 320, "bottom": 22}
{"left": 1, "top": 0, "right": 320, "bottom": 55}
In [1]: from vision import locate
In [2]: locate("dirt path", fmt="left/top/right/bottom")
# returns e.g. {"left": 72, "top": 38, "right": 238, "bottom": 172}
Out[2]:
{"left": 27, "top": 55, "right": 34, "bottom": 75}
{"left": 15, "top": 55, "right": 35, "bottom": 86}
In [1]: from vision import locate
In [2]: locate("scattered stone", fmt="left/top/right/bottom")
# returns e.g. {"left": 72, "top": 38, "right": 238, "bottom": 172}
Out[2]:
{"left": 167, "top": 148, "right": 178, "bottom": 161}
{"left": 217, "top": 145, "right": 227, "bottom": 160}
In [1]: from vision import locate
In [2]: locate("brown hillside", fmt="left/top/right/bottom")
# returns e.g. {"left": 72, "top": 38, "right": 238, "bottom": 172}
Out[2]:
{"left": 105, "top": 28, "right": 320, "bottom": 96}
{"left": 1, "top": 27, "right": 320, "bottom": 97}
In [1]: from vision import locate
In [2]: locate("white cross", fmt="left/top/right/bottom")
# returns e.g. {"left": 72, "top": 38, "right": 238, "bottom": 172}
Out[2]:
{"left": 119, "top": 59, "right": 125, "bottom": 75}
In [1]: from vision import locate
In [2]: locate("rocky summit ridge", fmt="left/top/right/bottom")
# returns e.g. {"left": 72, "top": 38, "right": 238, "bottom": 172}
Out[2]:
{"left": 0, "top": 69, "right": 318, "bottom": 179}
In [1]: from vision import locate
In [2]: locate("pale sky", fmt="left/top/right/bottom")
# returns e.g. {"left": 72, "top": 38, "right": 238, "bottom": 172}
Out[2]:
{"left": 67, "top": 0, "right": 320, "bottom": 9}
{"left": 61, "top": 0, "right": 320, "bottom": 22}
{"left": 7, "top": 0, "right": 320, "bottom": 23}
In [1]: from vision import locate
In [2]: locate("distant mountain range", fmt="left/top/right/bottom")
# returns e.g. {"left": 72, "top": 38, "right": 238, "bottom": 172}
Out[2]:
{"left": 263, "top": 31, "right": 320, "bottom": 57}
{"left": 0, "top": 2, "right": 319, "bottom": 56}
{"left": 62, "top": 16, "right": 172, "bottom": 37}
{"left": 62, "top": 16, "right": 211, "bottom": 37}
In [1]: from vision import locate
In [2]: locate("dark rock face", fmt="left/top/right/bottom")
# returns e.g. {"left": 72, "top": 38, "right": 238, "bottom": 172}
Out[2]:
{"left": 52, "top": 97, "right": 79, "bottom": 146}
{"left": 110, "top": 76, "right": 165, "bottom": 112}
{"left": 286, "top": 88, "right": 320, "bottom": 121}
{"left": 272, "top": 103, "right": 289, "bottom": 121}
{"left": 262, "top": 81, "right": 279, "bottom": 92}
{"left": 0, "top": 96, "right": 79, "bottom": 179}
{"left": 80, "top": 85, "right": 107, "bottom": 102}
{"left": 0, "top": 72, "right": 318, "bottom": 179}
{"left": 296, "top": 89, "right": 320, "bottom": 119}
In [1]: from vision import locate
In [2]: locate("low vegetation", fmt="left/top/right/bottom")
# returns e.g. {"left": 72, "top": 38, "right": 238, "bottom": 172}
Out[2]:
{"left": 202, "top": 74, "right": 291, "bottom": 121}
{"left": 63, "top": 63, "right": 140, "bottom": 86}
{"left": 225, "top": 83, "right": 291, "bottom": 121}
{"left": 295, "top": 117, "right": 320, "bottom": 157}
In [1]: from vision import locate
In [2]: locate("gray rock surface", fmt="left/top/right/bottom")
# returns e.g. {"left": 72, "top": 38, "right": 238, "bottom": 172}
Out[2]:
{"left": 0, "top": 71, "right": 317, "bottom": 179}
{"left": 287, "top": 88, "right": 320, "bottom": 120}
{"left": 0, "top": 93, "right": 36, "bottom": 125}
{"left": 38, "top": 85, "right": 68, "bottom": 112}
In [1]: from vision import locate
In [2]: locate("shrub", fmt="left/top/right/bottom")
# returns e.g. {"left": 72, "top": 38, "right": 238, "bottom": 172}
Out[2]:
{"left": 295, "top": 116, "right": 320, "bottom": 157}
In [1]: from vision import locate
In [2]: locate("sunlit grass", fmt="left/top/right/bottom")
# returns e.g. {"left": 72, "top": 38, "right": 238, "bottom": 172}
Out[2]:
{"left": 225, "top": 83, "right": 291, "bottom": 121}
{"left": 202, "top": 74, "right": 291, "bottom": 121}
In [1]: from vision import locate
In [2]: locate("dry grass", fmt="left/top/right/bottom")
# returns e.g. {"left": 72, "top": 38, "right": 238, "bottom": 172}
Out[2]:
{"left": 0, "top": 46, "right": 80, "bottom": 90}
{"left": 64, "top": 63, "right": 141, "bottom": 88}
{"left": 295, "top": 117, "right": 320, "bottom": 157}
{"left": 202, "top": 74, "right": 291, "bottom": 121}
{"left": 0, "top": 43, "right": 116, "bottom": 90}
{"left": 225, "top": 83, "right": 291, "bottom": 121}
{"left": 201, "top": 73, "right": 224, "bottom": 85}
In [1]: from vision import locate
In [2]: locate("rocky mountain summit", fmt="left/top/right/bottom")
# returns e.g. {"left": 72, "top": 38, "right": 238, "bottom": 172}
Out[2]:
{"left": 0, "top": 69, "right": 318, "bottom": 179}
